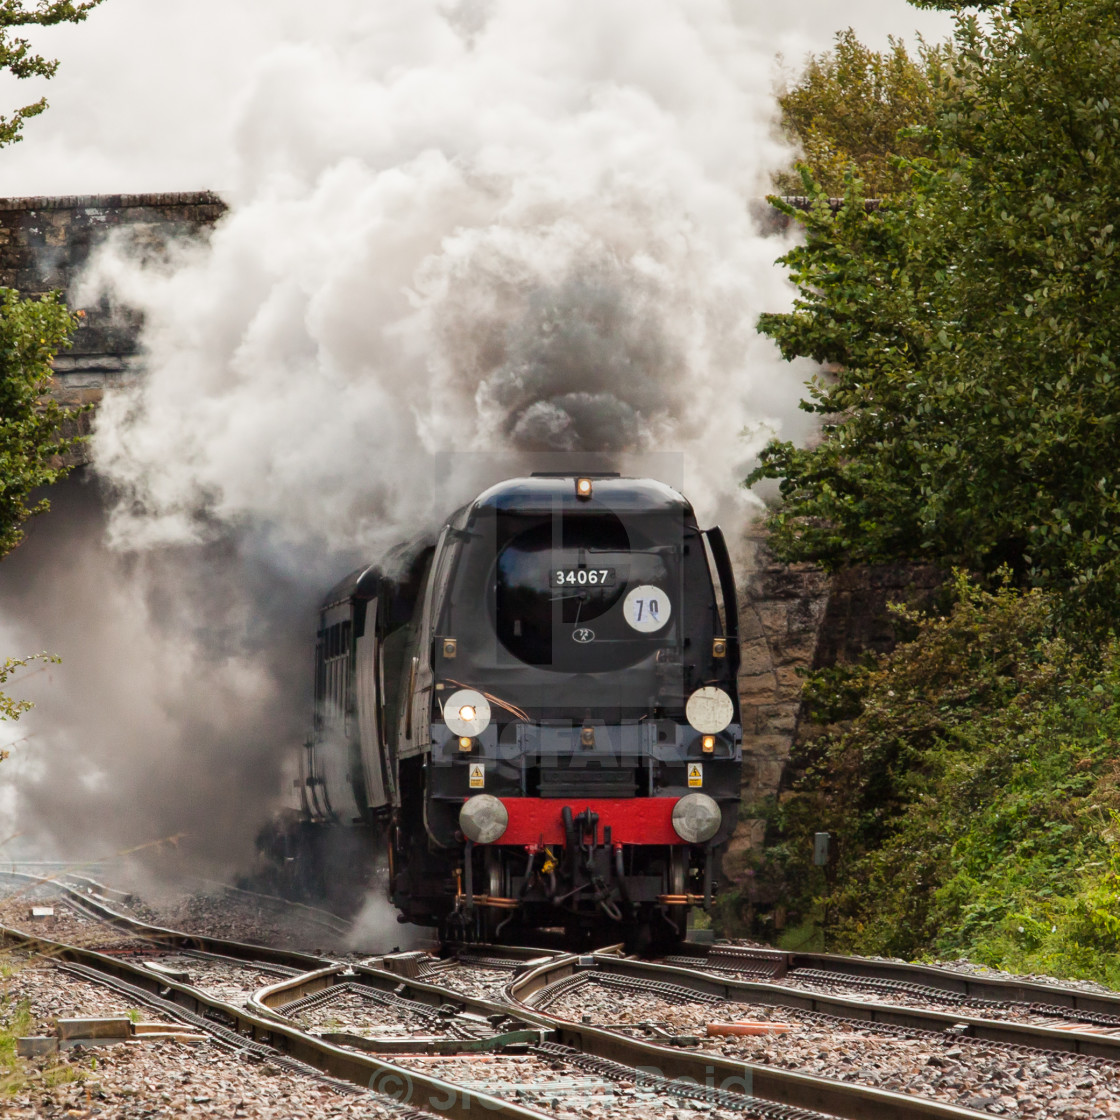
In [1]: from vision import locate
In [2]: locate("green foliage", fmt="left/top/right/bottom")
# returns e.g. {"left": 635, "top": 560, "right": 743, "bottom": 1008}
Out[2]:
{"left": 910, "top": 0, "right": 1001, "bottom": 9}
{"left": 0, "top": 972, "right": 82, "bottom": 1094}
{"left": 773, "top": 576, "right": 1120, "bottom": 985}
{"left": 0, "top": 290, "right": 81, "bottom": 746}
{"left": 0, "top": 996, "right": 33, "bottom": 1079}
{"left": 774, "top": 30, "right": 948, "bottom": 198}
{"left": 751, "top": 0, "right": 1120, "bottom": 633}
{"left": 0, "top": 1, "right": 105, "bottom": 148}
{"left": 0, "top": 653, "right": 56, "bottom": 735}
{"left": 0, "top": 289, "right": 85, "bottom": 560}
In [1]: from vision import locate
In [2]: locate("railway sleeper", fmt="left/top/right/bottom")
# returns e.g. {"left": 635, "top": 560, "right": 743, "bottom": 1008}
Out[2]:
{"left": 789, "top": 968, "right": 1120, "bottom": 1029}
{"left": 530, "top": 1040, "right": 829, "bottom": 1120}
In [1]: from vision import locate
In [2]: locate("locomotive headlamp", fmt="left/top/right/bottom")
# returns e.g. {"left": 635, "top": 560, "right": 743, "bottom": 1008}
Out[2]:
{"left": 458, "top": 736, "right": 473, "bottom": 752}
{"left": 672, "top": 793, "right": 722, "bottom": 844}
{"left": 459, "top": 794, "right": 509, "bottom": 844}
{"left": 445, "top": 689, "right": 491, "bottom": 737}
{"left": 685, "top": 686, "right": 734, "bottom": 735}
{"left": 701, "top": 735, "right": 716, "bottom": 753}
{"left": 576, "top": 477, "right": 593, "bottom": 499}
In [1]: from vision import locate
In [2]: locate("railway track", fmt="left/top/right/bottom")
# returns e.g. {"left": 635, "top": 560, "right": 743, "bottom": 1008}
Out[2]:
{"left": 507, "top": 950, "right": 1120, "bottom": 1117}
{"left": 0, "top": 874, "right": 531, "bottom": 1120}
{"left": 3, "top": 873, "right": 1116, "bottom": 1118}
{"left": 253, "top": 951, "right": 960, "bottom": 1119}
{"left": 0, "top": 873, "right": 978, "bottom": 1120}
{"left": 661, "top": 944, "right": 1120, "bottom": 1042}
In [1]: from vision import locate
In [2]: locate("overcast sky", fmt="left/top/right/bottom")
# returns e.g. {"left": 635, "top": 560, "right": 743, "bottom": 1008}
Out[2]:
{"left": 0, "top": 0, "right": 954, "bottom": 198}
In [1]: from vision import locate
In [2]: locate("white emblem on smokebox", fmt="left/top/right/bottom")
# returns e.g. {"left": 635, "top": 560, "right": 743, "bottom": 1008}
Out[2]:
{"left": 468, "top": 764, "right": 485, "bottom": 789}
{"left": 572, "top": 628, "right": 595, "bottom": 643}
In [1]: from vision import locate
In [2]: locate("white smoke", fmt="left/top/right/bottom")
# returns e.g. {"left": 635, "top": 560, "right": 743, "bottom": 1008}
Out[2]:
{"left": 0, "top": 0, "right": 954, "bottom": 199}
{"left": 82, "top": 0, "right": 815, "bottom": 555}
{"left": 3, "top": 0, "right": 882, "bottom": 878}
{"left": 0, "top": 476, "right": 314, "bottom": 872}
{"left": 347, "top": 892, "right": 429, "bottom": 955}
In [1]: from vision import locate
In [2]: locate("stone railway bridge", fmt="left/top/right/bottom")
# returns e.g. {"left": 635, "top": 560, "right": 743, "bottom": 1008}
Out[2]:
{"left": 0, "top": 191, "right": 225, "bottom": 420}
{"left": 0, "top": 192, "right": 938, "bottom": 895}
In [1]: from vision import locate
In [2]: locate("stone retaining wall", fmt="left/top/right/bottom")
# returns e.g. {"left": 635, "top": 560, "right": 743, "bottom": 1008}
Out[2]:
{"left": 736, "top": 530, "right": 832, "bottom": 796}
{"left": 725, "top": 537, "right": 944, "bottom": 882}
{"left": 0, "top": 192, "right": 227, "bottom": 442}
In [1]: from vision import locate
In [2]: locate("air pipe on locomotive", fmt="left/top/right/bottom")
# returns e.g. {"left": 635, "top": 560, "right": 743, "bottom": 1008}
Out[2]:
{"left": 293, "top": 473, "right": 742, "bottom": 945}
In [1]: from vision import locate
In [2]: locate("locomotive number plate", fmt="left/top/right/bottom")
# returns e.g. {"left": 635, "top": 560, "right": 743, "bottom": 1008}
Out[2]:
{"left": 551, "top": 567, "right": 616, "bottom": 587}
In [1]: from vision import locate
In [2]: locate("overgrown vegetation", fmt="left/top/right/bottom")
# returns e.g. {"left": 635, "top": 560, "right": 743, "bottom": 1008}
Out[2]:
{"left": 0, "top": 992, "right": 34, "bottom": 1090}
{"left": 0, "top": 290, "right": 87, "bottom": 563}
{"left": 739, "top": 0, "right": 1120, "bottom": 985}
{"left": 754, "top": 0, "right": 1120, "bottom": 634}
{"left": 751, "top": 579, "right": 1120, "bottom": 984}
{"left": 0, "top": 4, "right": 101, "bottom": 742}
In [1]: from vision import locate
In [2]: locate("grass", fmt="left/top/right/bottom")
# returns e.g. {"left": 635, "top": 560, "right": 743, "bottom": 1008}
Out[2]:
{"left": 0, "top": 948, "right": 84, "bottom": 1097}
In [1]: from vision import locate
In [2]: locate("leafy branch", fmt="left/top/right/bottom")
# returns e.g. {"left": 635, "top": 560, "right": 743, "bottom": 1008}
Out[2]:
{"left": 0, "top": 1, "right": 105, "bottom": 147}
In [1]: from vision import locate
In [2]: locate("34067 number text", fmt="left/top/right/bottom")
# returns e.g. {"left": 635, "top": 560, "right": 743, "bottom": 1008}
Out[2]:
{"left": 551, "top": 567, "right": 616, "bottom": 588}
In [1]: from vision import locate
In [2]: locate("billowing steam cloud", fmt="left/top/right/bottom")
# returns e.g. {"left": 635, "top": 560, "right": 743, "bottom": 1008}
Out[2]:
{"left": 2, "top": 0, "right": 820, "bottom": 877}
{"left": 0, "top": 476, "right": 315, "bottom": 872}
{"left": 83, "top": 0, "right": 812, "bottom": 555}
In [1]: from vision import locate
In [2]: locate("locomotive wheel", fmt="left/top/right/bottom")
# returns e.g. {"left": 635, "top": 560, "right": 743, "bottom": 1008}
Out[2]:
{"left": 665, "top": 847, "right": 690, "bottom": 942}
{"left": 480, "top": 848, "right": 508, "bottom": 942}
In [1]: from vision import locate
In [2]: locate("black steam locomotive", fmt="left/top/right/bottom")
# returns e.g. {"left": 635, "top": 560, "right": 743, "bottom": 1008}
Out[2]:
{"left": 297, "top": 474, "right": 742, "bottom": 943}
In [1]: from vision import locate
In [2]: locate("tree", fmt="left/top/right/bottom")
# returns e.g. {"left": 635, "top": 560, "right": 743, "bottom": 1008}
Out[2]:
{"left": 0, "top": 2, "right": 103, "bottom": 732}
{"left": 1, "top": 0, "right": 102, "bottom": 552}
{"left": 0, "top": 651, "right": 58, "bottom": 747}
{"left": 774, "top": 30, "right": 948, "bottom": 198}
{"left": 0, "top": 292, "right": 81, "bottom": 740}
{"left": 750, "top": 0, "right": 1120, "bottom": 633}
{"left": 0, "top": 1, "right": 105, "bottom": 147}
{"left": 0, "top": 290, "right": 85, "bottom": 559}
{"left": 910, "top": 0, "right": 1001, "bottom": 9}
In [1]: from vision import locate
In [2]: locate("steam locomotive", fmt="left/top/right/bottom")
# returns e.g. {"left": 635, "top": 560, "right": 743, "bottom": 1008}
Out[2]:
{"left": 296, "top": 473, "right": 742, "bottom": 943}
